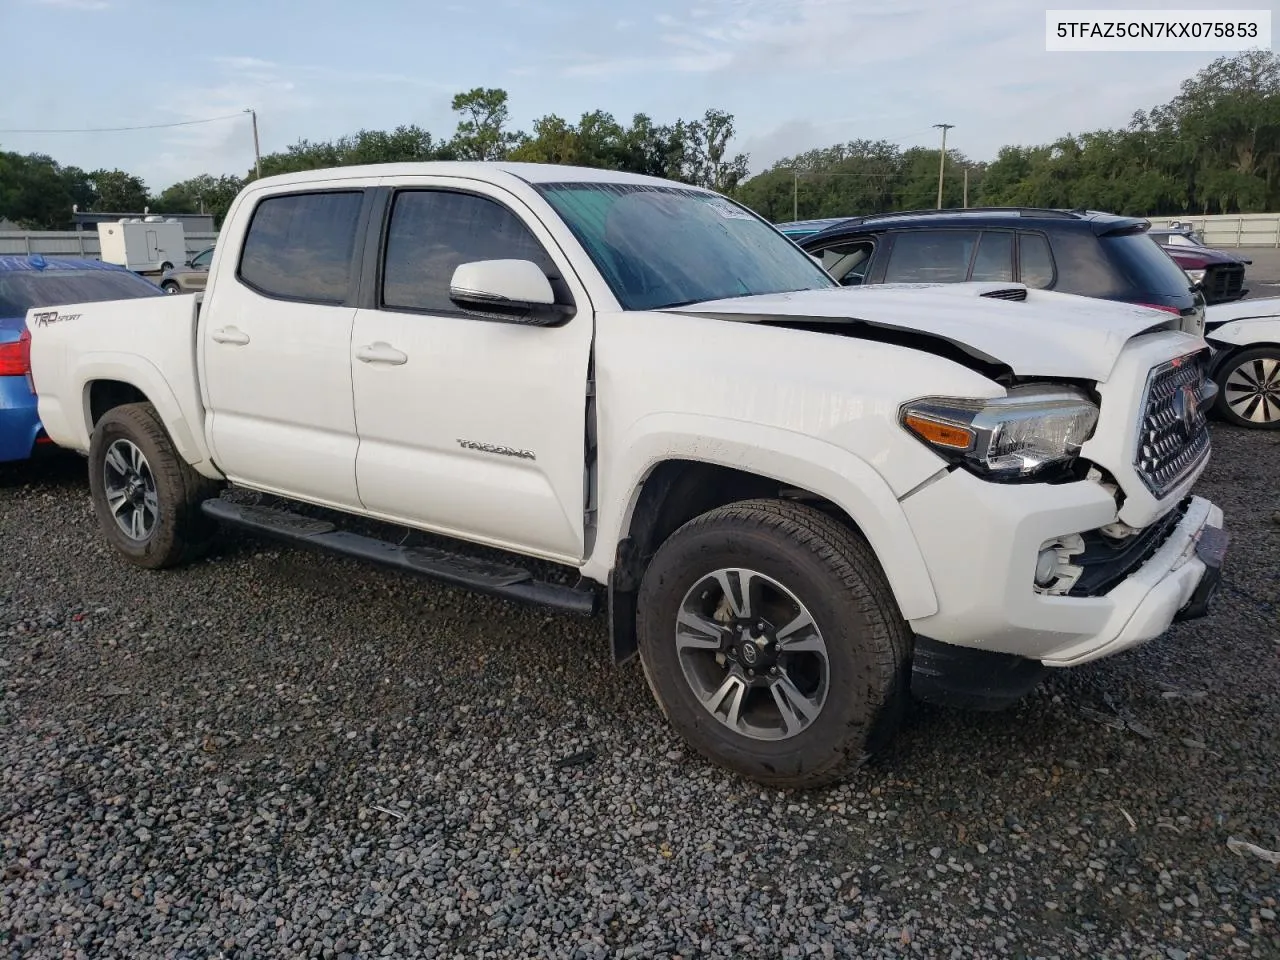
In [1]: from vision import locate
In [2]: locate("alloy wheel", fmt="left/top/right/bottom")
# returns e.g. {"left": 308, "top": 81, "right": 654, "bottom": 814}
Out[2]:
{"left": 1223, "top": 355, "right": 1280, "bottom": 425}
{"left": 102, "top": 438, "right": 159, "bottom": 541}
{"left": 675, "top": 567, "right": 829, "bottom": 741}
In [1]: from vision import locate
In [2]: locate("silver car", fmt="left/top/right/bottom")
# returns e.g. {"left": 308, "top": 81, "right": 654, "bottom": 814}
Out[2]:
{"left": 159, "top": 246, "right": 213, "bottom": 294}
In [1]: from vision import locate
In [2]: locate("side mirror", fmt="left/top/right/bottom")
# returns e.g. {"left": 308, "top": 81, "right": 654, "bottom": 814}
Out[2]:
{"left": 448, "top": 259, "right": 574, "bottom": 325}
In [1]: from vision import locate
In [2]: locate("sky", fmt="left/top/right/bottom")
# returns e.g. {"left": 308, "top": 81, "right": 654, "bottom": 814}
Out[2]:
{"left": 0, "top": 0, "right": 1275, "bottom": 193}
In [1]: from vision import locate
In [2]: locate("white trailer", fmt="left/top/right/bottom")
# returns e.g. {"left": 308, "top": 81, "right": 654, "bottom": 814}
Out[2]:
{"left": 96, "top": 217, "right": 187, "bottom": 274}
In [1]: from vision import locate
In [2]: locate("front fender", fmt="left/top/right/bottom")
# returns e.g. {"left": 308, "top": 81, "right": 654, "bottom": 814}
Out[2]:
{"left": 1206, "top": 315, "right": 1280, "bottom": 352}
{"left": 73, "top": 353, "right": 219, "bottom": 476}
{"left": 591, "top": 413, "right": 940, "bottom": 621}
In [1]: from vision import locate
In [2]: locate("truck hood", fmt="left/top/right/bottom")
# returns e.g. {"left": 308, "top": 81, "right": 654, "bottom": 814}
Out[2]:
{"left": 1163, "top": 245, "right": 1252, "bottom": 267}
{"left": 666, "top": 282, "right": 1185, "bottom": 382}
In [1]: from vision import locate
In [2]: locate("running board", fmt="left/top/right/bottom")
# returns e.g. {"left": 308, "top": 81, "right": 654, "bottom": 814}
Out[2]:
{"left": 201, "top": 499, "right": 599, "bottom": 616}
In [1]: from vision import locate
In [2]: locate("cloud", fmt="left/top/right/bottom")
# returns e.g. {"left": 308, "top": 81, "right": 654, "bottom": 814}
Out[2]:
{"left": 26, "top": 0, "right": 109, "bottom": 8}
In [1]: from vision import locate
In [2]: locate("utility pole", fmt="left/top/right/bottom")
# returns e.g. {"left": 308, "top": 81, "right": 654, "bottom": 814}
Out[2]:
{"left": 793, "top": 171, "right": 799, "bottom": 221}
{"left": 245, "top": 108, "right": 261, "bottom": 180}
{"left": 933, "top": 123, "right": 954, "bottom": 209}
{"left": 963, "top": 167, "right": 969, "bottom": 208}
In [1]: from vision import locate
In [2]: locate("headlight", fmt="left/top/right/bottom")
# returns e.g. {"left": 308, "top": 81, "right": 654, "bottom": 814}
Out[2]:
{"left": 900, "top": 385, "right": 1099, "bottom": 481}
{"left": 1185, "top": 268, "right": 1206, "bottom": 284}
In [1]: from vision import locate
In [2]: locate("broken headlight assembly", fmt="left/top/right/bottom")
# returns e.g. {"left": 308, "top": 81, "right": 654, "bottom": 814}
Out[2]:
{"left": 899, "top": 385, "right": 1099, "bottom": 482}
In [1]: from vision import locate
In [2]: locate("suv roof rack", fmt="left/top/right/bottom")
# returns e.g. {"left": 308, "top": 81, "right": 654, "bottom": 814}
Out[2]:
{"left": 852, "top": 206, "right": 1087, "bottom": 222}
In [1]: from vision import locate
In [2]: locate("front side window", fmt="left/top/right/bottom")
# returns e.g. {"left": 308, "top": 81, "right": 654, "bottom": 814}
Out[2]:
{"left": 882, "top": 230, "right": 979, "bottom": 284}
{"left": 191, "top": 248, "right": 214, "bottom": 269}
{"left": 535, "top": 182, "right": 834, "bottom": 311}
{"left": 817, "top": 239, "right": 876, "bottom": 286}
{"left": 382, "top": 190, "right": 556, "bottom": 314}
{"left": 238, "top": 191, "right": 364, "bottom": 303}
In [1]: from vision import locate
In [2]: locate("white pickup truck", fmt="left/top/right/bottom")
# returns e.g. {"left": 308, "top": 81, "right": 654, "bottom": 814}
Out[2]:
{"left": 27, "top": 162, "right": 1229, "bottom": 787}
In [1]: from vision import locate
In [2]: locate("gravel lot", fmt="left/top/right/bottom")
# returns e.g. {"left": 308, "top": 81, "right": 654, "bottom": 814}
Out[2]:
{"left": 2, "top": 426, "right": 1277, "bottom": 960}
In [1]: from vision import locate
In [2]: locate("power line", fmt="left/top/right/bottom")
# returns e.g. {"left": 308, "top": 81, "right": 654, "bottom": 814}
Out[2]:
{"left": 0, "top": 112, "right": 247, "bottom": 134}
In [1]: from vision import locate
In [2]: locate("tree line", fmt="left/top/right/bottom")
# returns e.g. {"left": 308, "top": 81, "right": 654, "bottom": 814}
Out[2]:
{"left": 1, "top": 50, "right": 1275, "bottom": 231}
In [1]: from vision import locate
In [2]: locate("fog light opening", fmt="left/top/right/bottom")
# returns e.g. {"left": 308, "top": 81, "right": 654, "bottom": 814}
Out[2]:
{"left": 1033, "top": 534, "right": 1086, "bottom": 595}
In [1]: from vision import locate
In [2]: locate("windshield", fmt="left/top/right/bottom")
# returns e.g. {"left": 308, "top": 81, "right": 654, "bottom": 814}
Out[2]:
{"left": 535, "top": 181, "right": 835, "bottom": 310}
{"left": 0, "top": 268, "right": 164, "bottom": 317}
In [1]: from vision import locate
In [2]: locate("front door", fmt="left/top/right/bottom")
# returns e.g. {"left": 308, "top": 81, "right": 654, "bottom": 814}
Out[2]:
{"left": 350, "top": 179, "right": 595, "bottom": 563}
{"left": 200, "top": 185, "right": 373, "bottom": 510}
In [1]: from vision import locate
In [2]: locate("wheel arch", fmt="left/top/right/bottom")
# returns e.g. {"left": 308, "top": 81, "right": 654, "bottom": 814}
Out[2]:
{"left": 76, "top": 356, "right": 219, "bottom": 478}
{"left": 598, "top": 424, "right": 939, "bottom": 665}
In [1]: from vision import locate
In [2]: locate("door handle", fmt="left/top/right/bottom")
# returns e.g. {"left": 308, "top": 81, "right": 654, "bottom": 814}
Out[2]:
{"left": 211, "top": 326, "right": 250, "bottom": 345}
{"left": 355, "top": 342, "right": 408, "bottom": 365}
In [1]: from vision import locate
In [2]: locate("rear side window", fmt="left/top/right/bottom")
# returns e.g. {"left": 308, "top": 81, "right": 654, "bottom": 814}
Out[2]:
{"left": 238, "top": 191, "right": 364, "bottom": 303}
{"left": 883, "top": 230, "right": 978, "bottom": 283}
{"left": 1018, "top": 233, "right": 1056, "bottom": 289}
{"left": 970, "top": 231, "right": 1014, "bottom": 282}
{"left": 381, "top": 189, "right": 555, "bottom": 314}
{"left": 1102, "top": 233, "right": 1194, "bottom": 296}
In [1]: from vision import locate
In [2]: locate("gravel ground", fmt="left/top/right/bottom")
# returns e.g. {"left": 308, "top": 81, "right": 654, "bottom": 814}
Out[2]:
{"left": 1, "top": 426, "right": 1277, "bottom": 960}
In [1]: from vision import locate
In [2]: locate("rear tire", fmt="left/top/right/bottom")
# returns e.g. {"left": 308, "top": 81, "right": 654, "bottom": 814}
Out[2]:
{"left": 88, "top": 402, "right": 219, "bottom": 568}
{"left": 1213, "top": 346, "right": 1280, "bottom": 429}
{"left": 636, "top": 497, "right": 911, "bottom": 788}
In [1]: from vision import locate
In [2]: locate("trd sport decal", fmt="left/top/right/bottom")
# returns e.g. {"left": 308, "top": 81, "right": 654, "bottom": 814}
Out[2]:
{"left": 31, "top": 310, "right": 81, "bottom": 327}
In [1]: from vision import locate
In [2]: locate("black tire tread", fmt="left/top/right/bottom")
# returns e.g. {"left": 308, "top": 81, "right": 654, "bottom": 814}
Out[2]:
{"left": 89, "top": 402, "right": 220, "bottom": 568}
{"left": 637, "top": 496, "right": 911, "bottom": 789}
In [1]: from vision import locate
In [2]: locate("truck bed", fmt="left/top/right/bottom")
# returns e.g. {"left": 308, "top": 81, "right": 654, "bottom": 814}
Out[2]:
{"left": 26, "top": 292, "right": 218, "bottom": 474}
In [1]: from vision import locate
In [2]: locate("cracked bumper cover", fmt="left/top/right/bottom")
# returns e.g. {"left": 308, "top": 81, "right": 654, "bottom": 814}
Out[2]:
{"left": 900, "top": 467, "right": 1228, "bottom": 668}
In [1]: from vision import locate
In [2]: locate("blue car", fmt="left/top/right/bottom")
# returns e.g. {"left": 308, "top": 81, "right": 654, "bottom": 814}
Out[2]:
{"left": 0, "top": 255, "right": 164, "bottom": 463}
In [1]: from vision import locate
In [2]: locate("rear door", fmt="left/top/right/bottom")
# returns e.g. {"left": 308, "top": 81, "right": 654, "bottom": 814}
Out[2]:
{"left": 200, "top": 184, "right": 376, "bottom": 509}
{"left": 348, "top": 177, "right": 595, "bottom": 563}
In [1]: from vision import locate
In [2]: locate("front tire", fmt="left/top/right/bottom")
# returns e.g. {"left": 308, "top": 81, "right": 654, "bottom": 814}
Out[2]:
{"left": 1213, "top": 346, "right": 1280, "bottom": 429}
{"left": 636, "top": 498, "right": 911, "bottom": 788}
{"left": 87, "top": 402, "right": 219, "bottom": 568}
{"left": 161, "top": 281, "right": 180, "bottom": 294}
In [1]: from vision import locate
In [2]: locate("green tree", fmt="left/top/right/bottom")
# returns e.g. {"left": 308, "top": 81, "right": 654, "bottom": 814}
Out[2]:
{"left": 151, "top": 173, "right": 245, "bottom": 227}
{"left": 88, "top": 168, "right": 148, "bottom": 211}
{"left": 254, "top": 124, "right": 449, "bottom": 179}
{"left": 449, "top": 87, "right": 522, "bottom": 161}
{"left": 0, "top": 150, "right": 94, "bottom": 228}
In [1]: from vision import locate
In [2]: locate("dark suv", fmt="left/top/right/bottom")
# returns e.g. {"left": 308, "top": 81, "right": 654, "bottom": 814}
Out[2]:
{"left": 789, "top": 208, "right": 1206, "bottom": 334}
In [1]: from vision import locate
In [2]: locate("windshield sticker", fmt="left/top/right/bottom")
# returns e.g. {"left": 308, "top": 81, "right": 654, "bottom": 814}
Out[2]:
{"left": 699, "top": 196, "right": 755, "bottom": 220}
{"left": 31, "top": 310, "right": 81, "bottom": 327}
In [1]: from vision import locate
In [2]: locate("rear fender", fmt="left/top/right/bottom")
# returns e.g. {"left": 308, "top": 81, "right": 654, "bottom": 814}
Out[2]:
{"left": 74, "top": 354, "right": 220, "bottom": 477}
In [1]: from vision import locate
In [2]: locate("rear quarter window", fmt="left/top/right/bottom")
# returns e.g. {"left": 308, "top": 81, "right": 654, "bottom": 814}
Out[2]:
{"left": 1102, "top": 233, "right": 1195, "bottom": 297}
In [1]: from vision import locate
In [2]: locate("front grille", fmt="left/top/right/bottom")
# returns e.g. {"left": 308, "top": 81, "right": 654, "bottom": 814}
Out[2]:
{"left": 1202, "top": 264, "right": 1245, "bottom": 303}
{"left": 1067, "top": 497, "right": 1189, "bottom": 597}
{"left": 1134, "top": 352, "right": 1212, "bottom": 498}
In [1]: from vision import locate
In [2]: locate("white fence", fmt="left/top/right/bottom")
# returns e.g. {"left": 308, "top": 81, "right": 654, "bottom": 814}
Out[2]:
{"left": 1147, "top": 213, "right": 1280, "bottom": 248}
{"left": 0, "top": 230, "right": 219, "bottom": 260}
